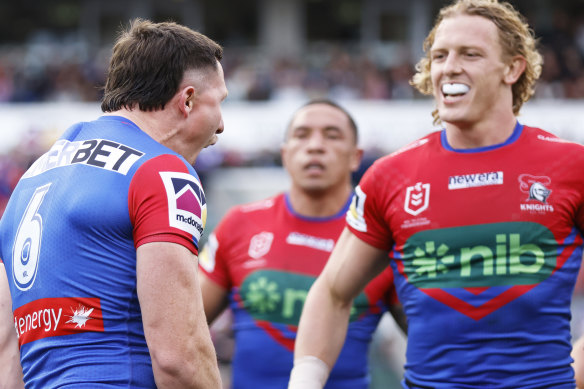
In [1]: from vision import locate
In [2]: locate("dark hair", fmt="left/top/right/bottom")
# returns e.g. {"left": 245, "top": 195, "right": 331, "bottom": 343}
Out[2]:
{"left": 287, "top": 99, "right": 359, "bottom": 144}
{"left": 101, "top": 18, "right": 223, "bottom": 112}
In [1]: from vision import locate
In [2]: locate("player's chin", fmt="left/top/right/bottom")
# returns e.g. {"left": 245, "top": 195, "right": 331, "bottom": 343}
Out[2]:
{"left": 301, "top": 180, "right": 329, "bottom": 194}
{"left": 204, "top": 135, "right": 218, "bottom": 148}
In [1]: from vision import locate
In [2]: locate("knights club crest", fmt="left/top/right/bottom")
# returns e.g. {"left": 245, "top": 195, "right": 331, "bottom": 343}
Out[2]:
{"left": 518, "top": 174, "right": 552, "bottom": 203}
{"left": 404, "top": 182, "right": 430, "bottom": 216}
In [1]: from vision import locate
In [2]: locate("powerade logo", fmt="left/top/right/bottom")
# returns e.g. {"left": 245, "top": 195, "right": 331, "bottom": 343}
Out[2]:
{"left": 402, "top": 222, "right": 556, "bottom": 288}
{"left": 239, "top": 270, "right": 370, "bottom": 325}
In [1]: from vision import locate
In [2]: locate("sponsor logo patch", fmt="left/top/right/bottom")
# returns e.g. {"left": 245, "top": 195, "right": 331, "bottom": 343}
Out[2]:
{"left": 448, "top": 171, "right": 503, "bottom": 190}
{"left": 13, "top": 297, "right": 104, "bottom": 346}
{"left": 199, "top": 233, "right": 218, "bottom": 272}
{"left": 400, "top": 222, "right": 557, "bottom": 320}
{"left": 286, "top": 232, "right": 334, "bottom": 252}
{"left": 347, "top": 186, "right": 367, "bottom": 232}
{"left": 404, "top": 182, "right": 430, "bottom": 216}
{"left": 160, "top": 172, "right": 207, "bottom": 242}
{"left": 238, "top": 270, "right": 376, "bottom": 351}
{"left": 23, "top": 139, "right": 144, "bottom": 178}
{"left": 240, "top": 270, "right": 370, "bottom": 325}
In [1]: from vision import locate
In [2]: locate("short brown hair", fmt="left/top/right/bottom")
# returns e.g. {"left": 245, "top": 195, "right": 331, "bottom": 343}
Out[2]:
{"left": 410, "top": 0, "right": 542, "bottom": 123}
{"left": 101, "top": 19, "right": 223, "bottom": 112}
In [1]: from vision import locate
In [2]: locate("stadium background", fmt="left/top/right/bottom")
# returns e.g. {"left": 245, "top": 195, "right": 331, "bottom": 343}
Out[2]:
{"left": 1, "top": 0, "right": 583, "bottom": 387}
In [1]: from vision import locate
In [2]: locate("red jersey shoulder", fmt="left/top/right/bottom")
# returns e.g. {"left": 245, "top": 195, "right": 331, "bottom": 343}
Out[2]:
{"left": 199, "top": 194, "right": 283, "bottom": 285}
{"left": 365, "top": 131, "right": 439, "bottom": 179}
{"left": 129, "top": 154, "right": 205, "bottom": 253}
{"left": 388, "top": 130, "right": 439, "bottom": 159}
{"left": 215, "top": 194, "right": 281, "bottom": 236}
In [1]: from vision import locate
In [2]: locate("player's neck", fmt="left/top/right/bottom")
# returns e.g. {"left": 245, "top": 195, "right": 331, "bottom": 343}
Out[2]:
{"left": 105, "top": 108, "right": 196, "bottom": 163}
{"left": 288, "top": 184, "right": 353, "bottom": 218}
{"left": 105, "top": 109, "right": 166, "bottom": 141}
{"left": 444, "top": 110, "right": 517, "bottom": 149}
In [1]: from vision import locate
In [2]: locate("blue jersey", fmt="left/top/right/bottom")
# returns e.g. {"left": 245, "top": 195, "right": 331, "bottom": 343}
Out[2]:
{"left": 0, "top": 116, "right": 207, "bottom": 388}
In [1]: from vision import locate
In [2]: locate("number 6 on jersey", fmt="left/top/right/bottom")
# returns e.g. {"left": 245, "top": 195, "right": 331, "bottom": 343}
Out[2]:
{"left": 13, "top": 183, "right": 51, "bottom": 291}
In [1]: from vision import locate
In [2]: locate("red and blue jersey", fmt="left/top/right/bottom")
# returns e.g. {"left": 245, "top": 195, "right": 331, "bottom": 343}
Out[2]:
{"left": 0, "top": 116, "right": 207, "bottom": 388}
{"left": 199, "top": 193, "right": 398, "bottom": 389}
{"left": 347, "top": 123, "right": 584, "bottom": 388}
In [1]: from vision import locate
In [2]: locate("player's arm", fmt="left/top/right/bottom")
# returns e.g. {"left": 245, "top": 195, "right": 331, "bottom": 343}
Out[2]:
{"left": 137, "top": 242, "right": 221, "bottom": 389}
{"left": 0, "top": 262, "right": 25, "bottom": 389}
{"left": 289, "top": 228, "right": 388, "bottom": 389}
{"left": 572, "top": 334, "right": 584, "bottom": 389}
{"left": 199, "top": 272, "right": 229, "bottom": 324}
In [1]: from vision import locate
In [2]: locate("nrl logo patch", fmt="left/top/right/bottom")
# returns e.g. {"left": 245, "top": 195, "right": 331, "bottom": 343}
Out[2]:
{"left": 160, "top": 171, "right": 207, "bottom": 242}
{"left": 405, "top": 182, "right": 430, "bottom": 216}
{"left": 248, "top": 232, "right": 274, "bottom": 259}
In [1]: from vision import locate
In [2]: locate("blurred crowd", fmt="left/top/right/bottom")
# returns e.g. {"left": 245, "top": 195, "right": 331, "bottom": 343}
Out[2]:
{"left": 1, "top": 9, "right": 584, "bottom": 104}
{"left": 2, "top": 10, "right": 584, "bottom": 216}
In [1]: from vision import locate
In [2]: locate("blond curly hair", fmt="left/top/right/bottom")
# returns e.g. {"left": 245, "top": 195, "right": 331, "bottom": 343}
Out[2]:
{"left": 410, "top": 0, "right": 543, "bottom": 124}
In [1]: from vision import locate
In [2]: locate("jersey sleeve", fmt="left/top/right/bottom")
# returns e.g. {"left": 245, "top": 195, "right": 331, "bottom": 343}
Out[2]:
{"left": 346, "top": 160, "right": 393, "bottom": 251}
{"left": 198, "top": 208, "right": 240, "bottom": 290}
{"left": 380, "top": 267, "right": 399, "bottom": 306}
{"left": 128, "top": 154, "right": 206, "bottom": 255}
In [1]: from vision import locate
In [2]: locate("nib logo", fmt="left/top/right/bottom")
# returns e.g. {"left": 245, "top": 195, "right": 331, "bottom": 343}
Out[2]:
{"left": 246, "top": 277, "right": 282, "bottom": 314}
{"left": 412, "top": 241, "right": 455, "bottom": 278}
{"left": 401, "top": 222, "right": 557, "bottom": 320}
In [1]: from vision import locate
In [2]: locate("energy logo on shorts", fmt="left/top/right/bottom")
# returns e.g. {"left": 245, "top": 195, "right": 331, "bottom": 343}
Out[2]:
{"left": 160, "top": 172, "right": 207, "bottom": 242}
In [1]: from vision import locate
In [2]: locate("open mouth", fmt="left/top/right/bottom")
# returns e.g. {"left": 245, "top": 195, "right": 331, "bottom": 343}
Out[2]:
{"left": 442, "top": 83, "right": 470, "bottom": 98}
{"left": 304, "top": 161, "right": 325, "bottom": 173}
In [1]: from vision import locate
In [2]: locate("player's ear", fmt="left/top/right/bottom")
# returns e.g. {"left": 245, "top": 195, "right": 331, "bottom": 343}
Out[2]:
{"left": 179, "top": 86, "right": 196, "bottom": 117}
{"left": 280, "top": 142, "right": 289, "bottom": 169}
{"left": 350, "top": 148, "right": 364, "bottom": 172}
{"left": 503, "top": 55, "right": 526, "bottom": 85}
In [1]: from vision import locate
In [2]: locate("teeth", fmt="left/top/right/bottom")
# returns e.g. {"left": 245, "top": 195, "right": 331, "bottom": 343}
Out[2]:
{"left": 442, "top": 83, "right": 469, "bottom": 95}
